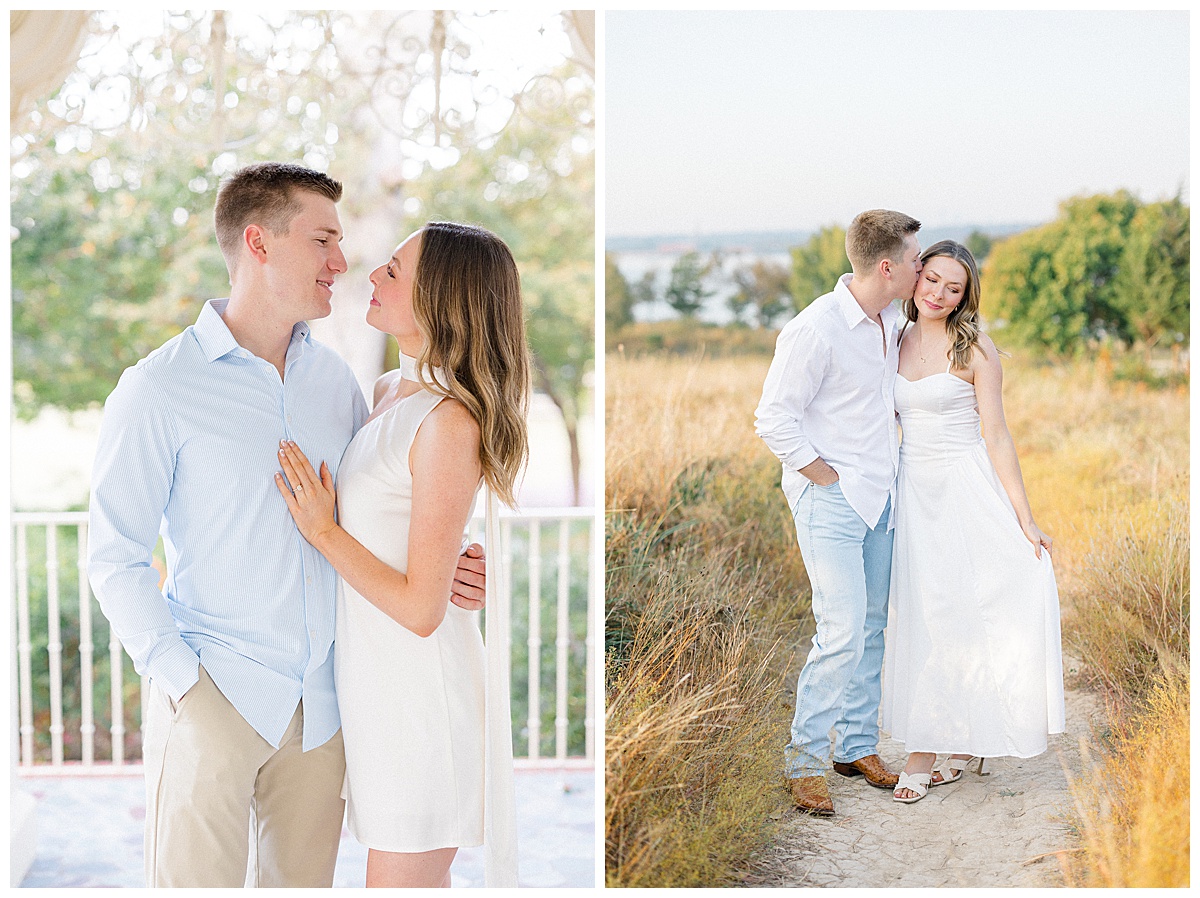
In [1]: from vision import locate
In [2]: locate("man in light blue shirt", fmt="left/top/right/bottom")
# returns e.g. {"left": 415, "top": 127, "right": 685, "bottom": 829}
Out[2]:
{"left": 88, "top": 163, "right": 485, "bottom": 887}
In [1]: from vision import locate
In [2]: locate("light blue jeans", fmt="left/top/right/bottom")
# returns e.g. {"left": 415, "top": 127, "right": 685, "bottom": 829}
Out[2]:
{"left": 785, "top": 481, "right": 893, "bottom": 778}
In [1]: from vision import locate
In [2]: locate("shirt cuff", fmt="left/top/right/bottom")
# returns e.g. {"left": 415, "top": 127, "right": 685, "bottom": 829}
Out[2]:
{"left": 149, "top": 640, "right": 201, "bottom": 704}
{"left": 784, "top": 447, "right": 819, "bottom": 473}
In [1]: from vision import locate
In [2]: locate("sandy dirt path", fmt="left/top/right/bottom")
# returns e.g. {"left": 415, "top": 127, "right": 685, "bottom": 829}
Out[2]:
{"left": 757, "top": 660, "right": 1100, "bottom": 888}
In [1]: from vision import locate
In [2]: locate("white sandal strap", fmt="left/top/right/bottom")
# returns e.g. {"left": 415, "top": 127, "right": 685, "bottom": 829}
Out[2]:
{"left": 893, "top": 772, "right": 931, "bottom": 796}
{"left": 945, "top": 756, "right": 976, "bottom": 772}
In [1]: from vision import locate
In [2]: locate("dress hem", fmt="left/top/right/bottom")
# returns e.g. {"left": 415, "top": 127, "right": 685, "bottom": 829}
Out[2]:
{"left": 887, "top": 732, "right": 1065, "bottom": 760}
{"left": 347, "top": 828, "right": 485, "bottom": 854}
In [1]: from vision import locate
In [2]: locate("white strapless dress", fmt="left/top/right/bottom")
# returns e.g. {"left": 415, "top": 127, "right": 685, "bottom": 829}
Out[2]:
{"left": 880, "top": 370, "right": 1066, "bottom": 758}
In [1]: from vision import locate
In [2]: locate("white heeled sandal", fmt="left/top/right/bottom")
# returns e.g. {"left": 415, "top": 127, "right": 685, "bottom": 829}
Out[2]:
{"left": 892, "top": 771, "right": 932, "bottom": 804}
{"left": 936, "top": 755, "right": 988, "bottom": 785}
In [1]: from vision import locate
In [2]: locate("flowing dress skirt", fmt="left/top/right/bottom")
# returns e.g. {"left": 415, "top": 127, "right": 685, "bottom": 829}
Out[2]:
{"left": 880, "top": 373, "right": 1065, "bottom": 758}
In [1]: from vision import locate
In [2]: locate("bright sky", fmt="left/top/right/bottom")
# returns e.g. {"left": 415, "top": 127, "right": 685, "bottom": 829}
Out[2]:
{"left": 605, "top": 10, "right": 1189, "bottom": 237}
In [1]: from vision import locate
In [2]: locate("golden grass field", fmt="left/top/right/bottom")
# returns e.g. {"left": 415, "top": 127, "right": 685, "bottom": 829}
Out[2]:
{"left": 604, "top": 349, "right": 1188, "bottom": 888}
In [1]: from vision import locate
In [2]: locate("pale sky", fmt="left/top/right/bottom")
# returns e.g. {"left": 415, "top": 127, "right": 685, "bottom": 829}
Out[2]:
{"left": 605, "top": 10, "right": 1189, "bottom": 237}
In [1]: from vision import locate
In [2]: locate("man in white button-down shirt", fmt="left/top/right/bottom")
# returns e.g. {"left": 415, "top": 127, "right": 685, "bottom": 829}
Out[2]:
{"left": 755, "top": 210, "right": 922, "bottom": 816}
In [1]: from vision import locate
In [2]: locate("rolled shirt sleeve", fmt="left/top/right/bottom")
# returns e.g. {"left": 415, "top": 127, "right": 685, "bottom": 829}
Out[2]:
{"left": 88, "top": 365, "right": 201, "bottom": 703}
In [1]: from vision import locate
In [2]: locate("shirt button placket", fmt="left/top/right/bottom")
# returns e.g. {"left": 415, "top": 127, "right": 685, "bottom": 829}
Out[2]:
{"left": 281, "top": 379, "right": 293, "bottom": 441}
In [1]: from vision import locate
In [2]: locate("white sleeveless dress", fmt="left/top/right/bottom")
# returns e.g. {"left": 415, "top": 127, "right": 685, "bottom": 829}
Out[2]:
{"left": 880, "top": 365, "right": 1066, "bottom": 758}
{"left": 333, "top": 370, "right": 516, "bottom": 882}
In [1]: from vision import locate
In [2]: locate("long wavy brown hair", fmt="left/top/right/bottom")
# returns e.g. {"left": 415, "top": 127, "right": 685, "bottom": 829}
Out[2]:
{"left": 410, "top": 221, "right": 531, "bottom": 507}
{"left": 902, "top": 239, "right": 985, "bottom": 371}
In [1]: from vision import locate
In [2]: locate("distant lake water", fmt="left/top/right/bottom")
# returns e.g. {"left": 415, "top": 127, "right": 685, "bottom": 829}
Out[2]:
{"left": 612, "top": 249, "right": 795, "bottom": 325}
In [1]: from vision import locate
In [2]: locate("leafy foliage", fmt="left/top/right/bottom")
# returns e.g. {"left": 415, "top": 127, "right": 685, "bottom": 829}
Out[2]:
{"left": 1111, "top": 197, "right": 1190, "bottom": 349}
{"left": 605, "top": 252, "right": 636, "bottom": 334}
{"left": 964, "top": 229, "right": 994, "bottom": 262}
{"left": 663, "top": 251, "right": 713, "bottom": 318}
{"left": 727, "top": 258, "right": 792, "bottom": 328}
{"left": 12, "top": 154, "right": 228, "bottom": 416}
{"left": 788, "top": 224, "right": 848, "bottom": 312}
{"left": 632, "top": 269, "right": 659, "bottom": 310}
{"left": 985, "top": 192, "right": 1189, "bottom": 355}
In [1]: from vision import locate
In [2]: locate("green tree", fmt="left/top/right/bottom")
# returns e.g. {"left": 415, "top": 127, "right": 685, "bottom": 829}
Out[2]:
{"left": 663, "top": 251, "right": 713, "bottom": 318}
{"left": 632, "top": 270, "right": 658, "bottom": 309}
{"left": 789, "top": 225, "right": 848, "bottom": 312}
{"left": 606, "top": 253, "right": 635, "bottom": 334}
{"left": 965, "top": 229, "right": 994, "bottom": 262}
{"left": 728, "top": 259, "right": 793, "bottom": 328}
{"left": 985, "top": 191, "right": 1155, "bottom": 354}
{"left": 1112, "top": 197, "right": 1190, "bottom": 355}
{"left": 12, "top": 154, "right": 228, "bottom": 415}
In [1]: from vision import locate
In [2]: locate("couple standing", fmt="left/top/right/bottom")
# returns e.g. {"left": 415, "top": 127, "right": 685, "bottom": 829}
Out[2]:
{"left": 755, "top": 210, "right": 1065, "bottom": 813}
{"left": 88, "top": 162, "right": 525, "bottom": 886}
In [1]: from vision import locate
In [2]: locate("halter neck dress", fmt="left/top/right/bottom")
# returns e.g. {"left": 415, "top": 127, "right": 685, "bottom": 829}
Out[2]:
{"left": 333, "top": 359, "right": 517, "bottom": 884}
{"left": 880, "top": 354, "right": 1066, "bottom": 758}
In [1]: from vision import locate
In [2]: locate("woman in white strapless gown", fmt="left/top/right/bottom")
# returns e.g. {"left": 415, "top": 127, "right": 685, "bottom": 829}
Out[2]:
{"left": 276, "top": 222, "right": 529, "bottom": 885}
{"left": 880, "top": 240, "right": 1065, "bottom": 804}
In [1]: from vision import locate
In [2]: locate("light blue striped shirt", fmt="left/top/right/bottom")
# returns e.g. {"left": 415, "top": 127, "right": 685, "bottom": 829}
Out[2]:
{"left": 88, "top": 299, "right": 369, "bottom": 750}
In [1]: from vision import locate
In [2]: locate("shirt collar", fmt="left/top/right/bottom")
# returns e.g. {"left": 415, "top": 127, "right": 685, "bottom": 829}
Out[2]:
{"left": 834, "top": 274, "right": 869, "bottom": 327}
{"left": 835, "top": 273, "right": 900, "bottom": 332}
{"left": 193, "top": 298, "right": 312, "bottom": 363}
{"left": 194, "top": 299, "right": 239, "bottom": 362}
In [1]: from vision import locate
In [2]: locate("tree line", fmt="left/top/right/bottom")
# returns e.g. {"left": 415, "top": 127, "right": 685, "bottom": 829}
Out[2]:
{"left": 607, "top": 191, "right": 1189, "bottom": 358}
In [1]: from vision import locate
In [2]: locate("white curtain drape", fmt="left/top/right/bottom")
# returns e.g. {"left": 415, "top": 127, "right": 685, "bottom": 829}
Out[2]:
{"left": 10, "top": 11, "right": 93, "bottom": 886}
{"left": 11, "top": 10, "right": 92, "bottom": 121}
{"left": 563, "top": 10, "right": 595, "bottom": 76}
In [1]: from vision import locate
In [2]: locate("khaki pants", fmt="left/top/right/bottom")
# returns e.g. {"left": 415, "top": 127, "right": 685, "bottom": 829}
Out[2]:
{"left": 141, "top": 665, "right": 346, "bottom": 887}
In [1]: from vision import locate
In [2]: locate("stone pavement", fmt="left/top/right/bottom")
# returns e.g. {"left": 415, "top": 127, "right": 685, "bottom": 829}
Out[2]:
{"left": 18, "top": 766, "right": 595, "bottom": 888}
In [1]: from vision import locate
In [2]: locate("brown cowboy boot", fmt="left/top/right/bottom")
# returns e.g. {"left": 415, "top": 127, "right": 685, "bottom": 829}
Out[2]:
{"left": 784, "top": 775, "right": 835, "bottom": 816}
{"left": 832, "top": 754, "right": 899, "bottom": 789}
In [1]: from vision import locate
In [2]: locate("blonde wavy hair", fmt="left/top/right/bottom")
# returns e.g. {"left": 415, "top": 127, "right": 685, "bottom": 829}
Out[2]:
{"left": 410, "top": 222, "right": 531, "bottom": 507}
{"left": 902, "top": 239, "right": 986, "bottom": 371}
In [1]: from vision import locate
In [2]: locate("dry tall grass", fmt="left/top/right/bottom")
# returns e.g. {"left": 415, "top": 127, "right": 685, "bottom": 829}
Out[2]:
{"left": 1063, "top": 669, "right": 1190, "bottom": 887}
{"left": 1059, "top": 497, "right": 1189, "bottom": 887}
{"left": 605, "top": 349, "right": 1189, "bottom": 887}
{"left": 992, "top": 358, "right": 1188, "bottom": 597}
{"left": 1066, "top": 498, "right": 1189, "bottom": 713}
{"left": 606, "top": 352, "right": 806, "bottom": 886}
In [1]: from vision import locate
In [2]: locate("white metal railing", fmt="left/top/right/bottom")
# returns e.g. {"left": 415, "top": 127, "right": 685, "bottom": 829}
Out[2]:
{"left": 13, "top": 508, "right": 595, "bottom": 774}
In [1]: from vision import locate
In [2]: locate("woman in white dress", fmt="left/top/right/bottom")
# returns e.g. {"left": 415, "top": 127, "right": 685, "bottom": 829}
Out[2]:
{"left": 880, "top": 239, "right": 1066, "bottom": 804}
{"left": 275, "top": 222, "right": 529, "bottom": 884}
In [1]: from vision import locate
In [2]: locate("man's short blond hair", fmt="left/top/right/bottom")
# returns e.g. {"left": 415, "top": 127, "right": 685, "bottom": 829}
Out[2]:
{"left": 214, "top": 162, "right": 342, "bottom": 274}
{"left": 845, "top": 209, "right": 921, "bottom": 273}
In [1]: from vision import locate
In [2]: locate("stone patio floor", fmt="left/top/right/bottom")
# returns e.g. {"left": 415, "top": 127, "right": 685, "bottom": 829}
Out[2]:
{"left": 18, "top": 766, "right": 596, "bottom": 888}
